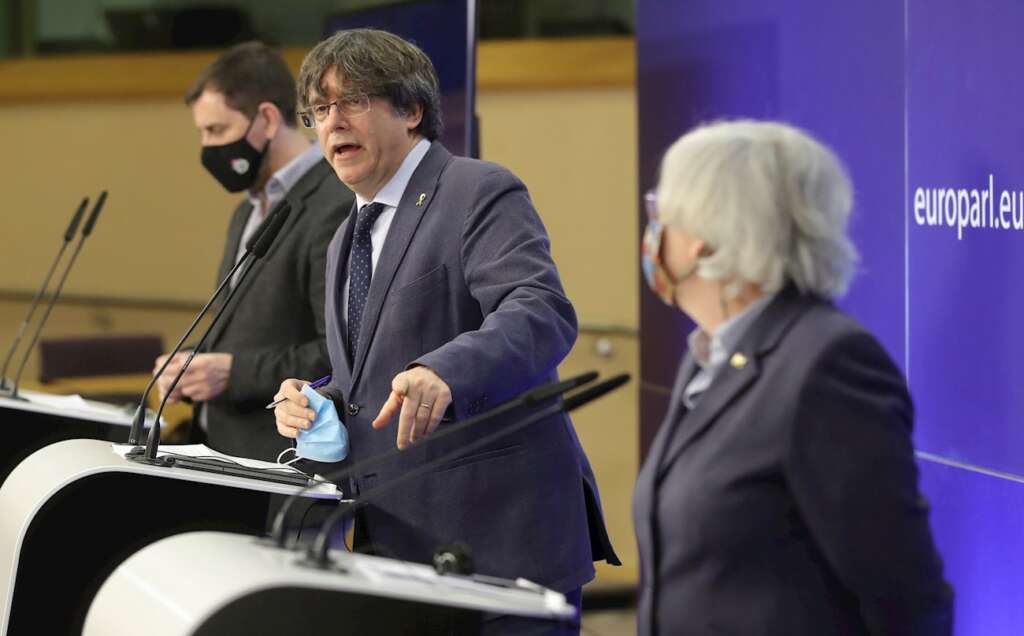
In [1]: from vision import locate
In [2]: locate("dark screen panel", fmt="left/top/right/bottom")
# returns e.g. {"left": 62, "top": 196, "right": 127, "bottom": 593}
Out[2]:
{"left": 325, "top": 0, "right": 477, "bottom": 158}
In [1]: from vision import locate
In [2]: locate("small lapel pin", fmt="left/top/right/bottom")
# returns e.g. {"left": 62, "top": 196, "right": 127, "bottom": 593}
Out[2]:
{"left": 730, "top": 352, "right": 748, "bottom": 369}
{"left": 416, "top": 193, "right": 426, "bottom": 206}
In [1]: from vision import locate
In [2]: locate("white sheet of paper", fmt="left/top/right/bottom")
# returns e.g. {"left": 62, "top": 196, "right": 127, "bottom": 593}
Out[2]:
{"left": 6, "top": 388, "right": 159, "bottom": 427}
{"left": 109, "top": 443, "right": 339, "bottom": 496}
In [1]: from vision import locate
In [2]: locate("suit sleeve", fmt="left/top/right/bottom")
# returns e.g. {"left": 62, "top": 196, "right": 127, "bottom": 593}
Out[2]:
{"left": 785, "top": 332, "right": 954, "bottom": 635}
{"left": 413, "top": 168, "right": 578, "bottom": 415}
{"left": 222, "top": 206, "right": 341, "bottom": 404}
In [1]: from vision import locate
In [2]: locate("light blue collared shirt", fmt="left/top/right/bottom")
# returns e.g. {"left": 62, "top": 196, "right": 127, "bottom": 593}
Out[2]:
{"left": 682, "top": 293, "right": 775, "bottom": 409}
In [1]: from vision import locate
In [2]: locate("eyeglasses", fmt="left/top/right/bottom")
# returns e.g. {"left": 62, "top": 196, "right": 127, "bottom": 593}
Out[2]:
{"left": 299, "top": 94, "right": 372, "bottom": 128}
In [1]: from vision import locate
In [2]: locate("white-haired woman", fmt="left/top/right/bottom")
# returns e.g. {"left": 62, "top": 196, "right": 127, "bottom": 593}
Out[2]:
{"left": 633, "top": 120, "right": 952, "bottom": 636}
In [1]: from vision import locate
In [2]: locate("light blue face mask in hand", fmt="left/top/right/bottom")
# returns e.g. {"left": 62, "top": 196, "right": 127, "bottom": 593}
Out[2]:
{"left": 289, "top": 383, "right": 349, "bottom": 463}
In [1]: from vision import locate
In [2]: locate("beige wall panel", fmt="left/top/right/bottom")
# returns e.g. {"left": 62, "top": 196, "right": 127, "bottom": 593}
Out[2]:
{"left": 478, "top": 87, "right": 638, "bottom": 330}
{"left": 560, "top": 331, "right": 639, "bottom": 584}
{"left": 0, "top": 98, "right": 244, "bottom": 302}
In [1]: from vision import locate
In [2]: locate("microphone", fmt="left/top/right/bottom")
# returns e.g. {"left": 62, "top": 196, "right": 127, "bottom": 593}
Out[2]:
{"left": 128, "top": 203, "right": 292, "bottom": 461}
{"left": 125, "top": 202, "right": 290, "bottom": 447}
{"left": 6, "top": 193, "right": 107, "bottom": 400}
{"left": 0, "top": 197, "right": 89, "bottom": 395}
{"left": 306, "top": 373, "right": 631, "bottom": 566}
{"left": 269, "top": 370, "right": 600, "bottom": 547}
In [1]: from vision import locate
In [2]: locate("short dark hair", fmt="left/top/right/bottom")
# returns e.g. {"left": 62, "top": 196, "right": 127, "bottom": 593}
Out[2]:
{"left": 185, "top": 41, "right": 298, "bottom": 127}
{"left": 298, "top": 29, "right": 443, "bottom": 141}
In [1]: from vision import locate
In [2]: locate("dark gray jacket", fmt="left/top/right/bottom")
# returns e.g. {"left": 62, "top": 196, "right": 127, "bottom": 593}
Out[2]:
{"left": 634, "top": 286, "right": 953, "bottom": 636}
{"left": 203, "top": 159, "right": 352, "bottom": 462}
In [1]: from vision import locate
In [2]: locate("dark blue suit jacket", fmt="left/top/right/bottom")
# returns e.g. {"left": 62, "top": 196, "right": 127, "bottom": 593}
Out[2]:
{"left": 322, "top": 142, "right": 618, "bottom": 592}
{"left": 634, "top": 287, "right": 953, "bottom": 635}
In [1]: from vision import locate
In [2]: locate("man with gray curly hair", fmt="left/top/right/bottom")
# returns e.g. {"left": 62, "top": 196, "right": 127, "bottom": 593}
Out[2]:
{"left": 635, "top": 120, "right": 952, "bottom": 635}
{"left": 274, "top": 29, "right": 618, "bottom": 634}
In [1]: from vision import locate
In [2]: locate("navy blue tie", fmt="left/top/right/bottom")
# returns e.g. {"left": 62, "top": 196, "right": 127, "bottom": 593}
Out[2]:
{"left": 347, "top": 202, "right": 386, "bottom": 360}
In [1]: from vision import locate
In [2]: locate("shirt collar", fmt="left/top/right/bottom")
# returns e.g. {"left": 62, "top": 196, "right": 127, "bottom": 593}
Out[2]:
{"left": 355, "top": 138, "right": 431, "bottom": 209}
{"left": 248, "top": 142, "right": 322, "bottom": 207}
{"left": 687, "top": 292, "right": 775, "bottom": 370}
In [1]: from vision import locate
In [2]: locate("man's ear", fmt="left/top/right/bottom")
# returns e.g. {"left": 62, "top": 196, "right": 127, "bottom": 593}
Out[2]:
{"left": 256, "top": 101, "right": 283, "bottom": 139}
{"left": 404, "top": 103, "right": 424, "bottom": 132}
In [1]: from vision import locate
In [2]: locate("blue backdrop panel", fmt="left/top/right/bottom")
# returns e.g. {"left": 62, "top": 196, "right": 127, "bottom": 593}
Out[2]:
{"left": 906, "top": 0, "right": 1024, "bottom": 471}
{"left": 918, "top": 457, "right": 1024, "bottom": 632}
{"left": 637, "top": 1, "right": 1024, "bottom": 632}
{"left": 636, "top": 2, "right": 906, "bottom": 386}
{"left": 326, "top": 0, "right": 476, "bottom": 157}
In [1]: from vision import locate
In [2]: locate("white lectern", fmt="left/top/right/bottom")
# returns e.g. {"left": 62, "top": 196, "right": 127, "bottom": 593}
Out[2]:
{"left": 0, "top": 390, "right": 157, "bottom": 486}
{"left": 84, "top": 531, "right": 575, "bottom": 636}
{"left": 0, "top": 438, "right": 339, "bottom": 635}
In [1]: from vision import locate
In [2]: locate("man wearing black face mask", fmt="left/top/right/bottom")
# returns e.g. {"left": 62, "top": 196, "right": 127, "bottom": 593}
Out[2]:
{"left": 152, "top": 41, "right": 352, "bottom": 462}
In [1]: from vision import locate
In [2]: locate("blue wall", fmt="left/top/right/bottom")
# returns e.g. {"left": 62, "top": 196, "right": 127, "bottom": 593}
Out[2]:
{"left": 637, "top": 2, "right": 1024, "bottom": 631}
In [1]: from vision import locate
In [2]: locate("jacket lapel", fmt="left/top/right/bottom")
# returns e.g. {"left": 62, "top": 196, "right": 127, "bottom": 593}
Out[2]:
{"left": 204, "top": 201, "right": 249, "bottom": 352}
{"left": 649, "top": 354, "right": 696, "bottom": 459}
{"left": 349, "top": 143, "right": 451, "bottom": 388}
{"left": 329, "top": 203, "right": 358, "bottom": 380}
{"left": 216, "top": 201, "right": 249, "bottom": 292}
{"left": 207, "top": 162, "right": 328, "bottom": 349}
{"left": 655, "top": 285, "right": 809, "bottom": 480}
{"left": 635, "top": 351, "right": 698, "bottom": 581}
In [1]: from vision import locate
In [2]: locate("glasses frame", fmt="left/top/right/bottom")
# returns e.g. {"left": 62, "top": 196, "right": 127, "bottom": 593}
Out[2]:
{"left": 299, "top": 93, "right": 373, "bottom": 128}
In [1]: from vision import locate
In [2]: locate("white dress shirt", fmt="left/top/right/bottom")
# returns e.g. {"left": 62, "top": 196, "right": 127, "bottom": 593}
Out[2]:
{"left": 341, "top": 138, "right": 432, "bottom": 326}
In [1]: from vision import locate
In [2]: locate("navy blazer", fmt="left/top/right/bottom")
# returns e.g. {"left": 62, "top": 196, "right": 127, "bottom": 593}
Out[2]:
{"left": 634, "top": 287, "right": 953, "bottom": 636}
{"left": 322, "top": 143, "right": 618, "bottom": 592}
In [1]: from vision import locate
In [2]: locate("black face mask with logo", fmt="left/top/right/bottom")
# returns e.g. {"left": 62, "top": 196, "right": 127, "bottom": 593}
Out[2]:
{"left": 200, "top": 116, "right": 271, "bottom": 193}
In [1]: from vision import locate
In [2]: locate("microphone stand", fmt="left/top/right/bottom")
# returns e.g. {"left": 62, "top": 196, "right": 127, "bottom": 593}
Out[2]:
{"left": 126, "top": 203, "right": 292, "bottom": 461}
{"left": 305, "top": 373, "right": 631, "bottom": 567}
{"left": 7, "top": 192, "right": 107, "bottom": 400}
{"left": 269, "top": 370, "right": 600, "bottom": 547}
{"left": 124, "top": 253, "right": 252, "bottom": 450}
{"left": 0, "top": 197, "right": 89, "bottom": 396}
{"left": 139, "top": 255, "right": 260, "bottom": 462}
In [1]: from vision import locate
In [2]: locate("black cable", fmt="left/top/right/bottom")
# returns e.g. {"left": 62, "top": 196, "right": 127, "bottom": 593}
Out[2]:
{"left": 308, "top": 373, "right": 630, "bottom": 565}
{"left": 270, "top": 371, "right": 599, "bottom": 547}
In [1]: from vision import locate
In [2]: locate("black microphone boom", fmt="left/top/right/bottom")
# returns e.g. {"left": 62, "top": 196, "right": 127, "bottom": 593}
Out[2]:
{"left": 125, "top": 202, "right": 291, "bottom": 447}
{"left": 129, "top": 203, "right": 292, "bottom": 459}
{"left": 7, "top": 192, "right": 107, "bottom": 399}
{"left": 0, "top": 197, "right": 89, "bottom": 395}
{"left": 269, "top": 369, "right": 600, "bottom": 547}
{"left": 306, "top": 373, "right": 631, "bottom": 565}
{"left": 248, "top": 203, "right": 291, "bottom": 257}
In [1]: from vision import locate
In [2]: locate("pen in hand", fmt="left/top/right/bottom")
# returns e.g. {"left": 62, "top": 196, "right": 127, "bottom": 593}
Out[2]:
{"left": 265, "top": 374, "right": 332, "bottom": 409}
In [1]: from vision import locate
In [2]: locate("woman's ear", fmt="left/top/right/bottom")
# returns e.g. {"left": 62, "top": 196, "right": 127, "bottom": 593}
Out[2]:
{"left": 690, "top": 238, "right": 711, "bottom": 260}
